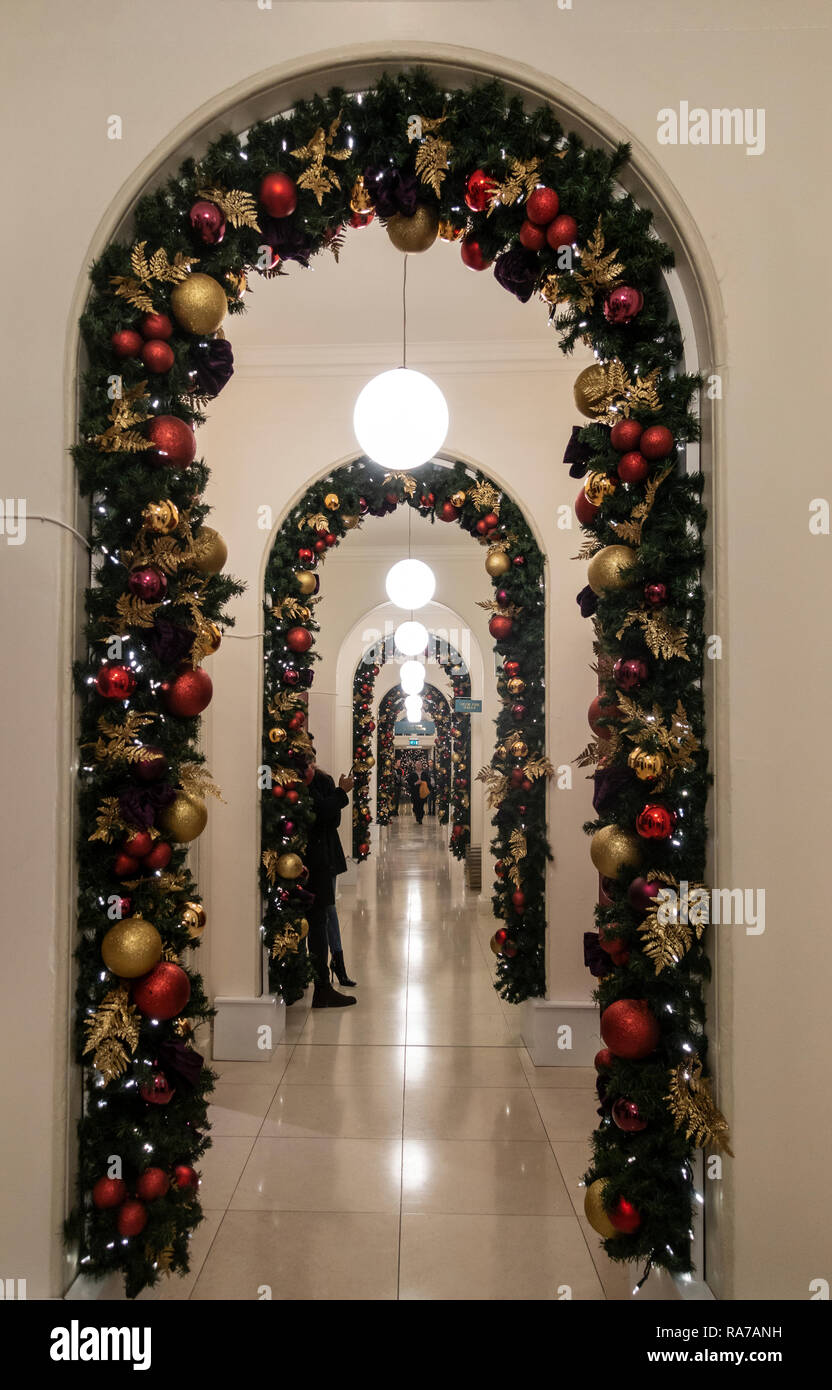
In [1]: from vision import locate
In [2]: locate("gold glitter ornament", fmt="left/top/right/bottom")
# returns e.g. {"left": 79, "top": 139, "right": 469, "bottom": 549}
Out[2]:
{"left": 142, "top": 499, "right": 179, "bottom": 534}
{"left": 190, "top": 527, "right": 228, "bottom": 576}
{"left": 507, "top": 678, "right": 525, "bottom": 696}
{"left": 587, "top": 545, "right": 638, "bottom": 595}
{"left": 574, "top": 364, "right": 610, "bottom": 418}
{"left": 159, "top": 791, "right": 208, "bottom": 843}
{"left": 294, "top": 570, "right": 318, "bottom": 596}
{"left": 170, "top": 273, "right": 228, "bottom": 335}
{"left": 584, "top": 1179, "right": 620, "bottom": 1240}
{"left": 628, "top": 747, "right": 663, "bottom": 781}
{"left": 101, "top": 915, "right": 163, "bottom": 979}
{"left": 485, "top": 551, "right": 511, "bottom": 578}
{"left": 386, "top": 204, "right": 439, "bottom": 254}
{"left": 182, "top": 902, "right": 206, "bottom": 939}
{"left": 590, "top": 824, "right": 641, "bottom": 879}
{"left": 584, "top": 470, "right": 617, "bottom": 505}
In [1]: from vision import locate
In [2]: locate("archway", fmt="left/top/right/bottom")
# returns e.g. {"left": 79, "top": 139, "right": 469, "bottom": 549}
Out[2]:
{"left": 69, "top": 65, "right": 720, "bottom": 1298}
{"left": 376, "top": 681, "right": 453, "bottom": 826}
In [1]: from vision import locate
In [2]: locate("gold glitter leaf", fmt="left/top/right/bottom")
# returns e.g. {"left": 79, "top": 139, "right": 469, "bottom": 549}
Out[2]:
{"left": 196, "top": 186, "right": 260, "bottom": 231}
{"left": 666, "top": 1055, "right": 733, "bottom": 1156}
{"left": 488, "top": 157, "right": 541, "bottom": 214}
{"left": 415, "top": 134, "right": 452, "bottom": 196}
{"left": 83, "top": 985, "right": 140, "bottom": 1082}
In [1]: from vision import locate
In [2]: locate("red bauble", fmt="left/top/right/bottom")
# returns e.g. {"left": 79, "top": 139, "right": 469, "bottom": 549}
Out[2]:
{"left": 286, "top": 786, "right": 301, "bottom": 803}
{"left": 419, "top": 492, "right": 435, "bottom": 509}
{"left": 627, "top": 877, "right": 661, "bottom": 914}
{"left": 286, "top": 626, "right": 313, "bottom": 654}
{"left": 313, "top": 538, "right": 326, "bottom": 554}
{"left": 575, "top": 488, "right": 600, "bottom": 526}
{"left": 116, "top": 1200, "right": 148, "bottom": 1237}
{"left": 509, "top": 768, "right": 524, "bottom": 789}
{"left": 643, "top": 582, "right": 668, "bottom": 608}
{"left": 494, "top": 860, "right": 505, "bottom": 877}
{"left": 511, "top": 702, "right": 526, "bottom": 721}
{"left": 92, "top": 1176, "right": 127, "bottom": 1209}
{"left": 133, "top": 962, "right": 191, "bottom": 1020}
{"left": 114, "top": 852, "right": 140, "bottom": 879}
{"left": 483, "top": 512, "right": 500, "bottom": 531}
{"left": 611, "top": 1098, "right": 648, "bottom": 1133}
{"left": 123, "top": 830, "right": 153, "bottom": 860}
{"left": 189, "top": 199, "right": 226, "bottom": 245}
{"left": 140, "top": 1069, "right": 176, "bottom": 1104}
{"left": 526, "top": 186, "right": 560, "bottom": 226}
{"left": 512, "top": 554, "right": 526, "bottom": 567}
{"left": 599, "top": 928, "right": 626, "bottom": 955}
{"left": 324, "top": 532, "right": 337, "bottom": 547}
{"left": 128, "top": 566, "right": 167, "bottom": 602}
{"left": 639, "top": 425, "right": 674, "bottom": 460}
{"left": 140, "top": 313, "right": 173, "bottom": 341}
{"left": 281, "top": 667, "right": 300, "bottom": 687}
{"left": 518, "top": 221, "right": 546, "bottom": 251}
{"left": 260, "top": 172, "right": 298, "bottom": 218}
{"left": 162, "top": 667, "right": 213, "bottom": 718}
{"left": 287, "top": 712, "right": 305, "bottom": 732}
{"left": 511, "top": 890, "right": 526, "bottom": 911}
{"left": 111, "top": 329, "right": 143, "bottom": 360}
{"left": 617, "top": 451, "right": 649, "bottom": 484}
{"left": 610, "top": 419, "right": 644, "bottom": 453}
{"left": 135, "top": 745, "right": 167, "bottom": 783}
{"left": 464, "top": 168, "right": 497, "bottom": 213}
{"left": 141, "top": 339, "right": 175, "bottom": 374}
{"left": 588, "top": 694, "right": 620, "bottom": 738}
{"left": 603, "top": 285, "right": 644, "bottom": 324}
{"left": 475, "top": 518, "right": 490, "bottom": 536}
{"left": 546, "top": 214, "right": 578, "bottom": 249}
{"left": 147, "top": 415, "right": 196, "bottom": 467}
{"left": 460, "top": 236, "right": 492, "bottom": 271}
{"left": 495, "top": 589, "right": 509, "bottom": 607}
{"left": 504, "top": 661, "right": 520, "bottom": 677}
{"left": 613, "top": 657, "right": 649, "bottom": 691}
{"left": 489, "top": 614, "right": 513, "bottom": 641}
{"left": 600, "top": 999, "right": 661, "bottom": 1059}
{"left": 143, "top": 842, "right": 172, "bottom": 872}
{"left": 358, "top": 842, "right": 369, "bottom": 856}
{"left": 635, "top": 804, "right": 675, "bottom": 839}
{"left": 173, "top": 1164, "right": 200, "bottom": 1191}
{"left": 349, "top": 209, "right": 374, "bottom": 229}
{"left": 609, "top": 1196, "right": 642, "bottom": 1234}
{"left": 297, "top": 547, "right": 315, "bottom": 565}
{"left": 95, "top": 663, "right": 137, "bottom": 700}
{"left": 594, "top": 1048, "right": 614, "bottom": 1071}
{"left": 437, "top": 501, "right": 459, "bottom": 522}
{"left": 271, "top": 784, "right": 285, "bottom": 799}
{"left": 136, "top": 1167, "right": 171, "bottom": 1201}
{"left": 117, "top": 897, "right": 132, "bottom": 917}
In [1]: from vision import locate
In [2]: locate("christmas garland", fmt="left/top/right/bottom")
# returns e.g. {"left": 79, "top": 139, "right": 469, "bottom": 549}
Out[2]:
{"left": 70, "top": 66, "right": 722, "bottom": 1294}
{"left": 351, "top": 648, "right": 380, "bottom": 861}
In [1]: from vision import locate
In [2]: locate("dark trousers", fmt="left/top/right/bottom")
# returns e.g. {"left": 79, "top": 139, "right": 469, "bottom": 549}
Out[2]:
{"left": 307, "top": 904, "right": 329, "bottom": 983}
{"left": 413, "top": 796, "right": 424, "bottom": 824}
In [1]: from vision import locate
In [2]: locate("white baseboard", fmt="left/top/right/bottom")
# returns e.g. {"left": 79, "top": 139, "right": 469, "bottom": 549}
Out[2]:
{"left": 521, "top": 998, "right": 600, "bottom": 1066}
{"left": 211, "top": 994, "right": 285, "bottom": 1060}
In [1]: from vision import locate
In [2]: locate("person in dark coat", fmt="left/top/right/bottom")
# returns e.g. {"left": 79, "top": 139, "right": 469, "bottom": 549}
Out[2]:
{"left": 408, "top": 766, "right": 426, "bottom": 824}
{"left": 305, "top": 756, "right": 356, "bottom": 1007}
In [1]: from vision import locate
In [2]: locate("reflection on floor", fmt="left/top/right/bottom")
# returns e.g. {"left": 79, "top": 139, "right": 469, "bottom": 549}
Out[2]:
{"left": 150, "top": 816, "right": 642, "bottom": 1301}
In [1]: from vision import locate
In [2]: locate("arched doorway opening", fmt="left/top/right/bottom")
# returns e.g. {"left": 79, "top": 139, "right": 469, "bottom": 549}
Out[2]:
{"left": 376, "top": 681, "right": 453, "bottom": 826}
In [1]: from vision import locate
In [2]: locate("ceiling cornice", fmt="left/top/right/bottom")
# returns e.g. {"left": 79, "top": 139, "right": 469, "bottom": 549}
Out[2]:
{"left": 232, "top": 338, "right": 575, "bottom": 379}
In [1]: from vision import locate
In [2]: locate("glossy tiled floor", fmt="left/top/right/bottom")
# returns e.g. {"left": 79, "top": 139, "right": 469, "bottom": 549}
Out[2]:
{"left": 150, "top": 816, "right": 632, "bottom": 1301}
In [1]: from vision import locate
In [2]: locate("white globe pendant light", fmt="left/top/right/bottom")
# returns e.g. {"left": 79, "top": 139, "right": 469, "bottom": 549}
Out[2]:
{"left": 354, "top": 368, "right": 449, "bottom": 471}
{"left": 404, "top": 695, "right": 423, "bottom": 724}
{"left": 394, "top": 619, "right": 429, "bottom": 657}
{"left": 385, "top": 558, "right": 435, "bottom": 611}
{"left": 400, "top": 660, "right": 425, "bottom": 695}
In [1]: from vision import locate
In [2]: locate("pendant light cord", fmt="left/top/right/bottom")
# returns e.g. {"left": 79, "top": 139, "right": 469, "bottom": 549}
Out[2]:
{"left": 402, "top": 255, "right": 408, "bottom": 369}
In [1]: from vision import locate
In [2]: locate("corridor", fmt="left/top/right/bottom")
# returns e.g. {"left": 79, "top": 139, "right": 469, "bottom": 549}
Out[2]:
{"left": 162, "top": 818, "right": 619, "bottom": 1301}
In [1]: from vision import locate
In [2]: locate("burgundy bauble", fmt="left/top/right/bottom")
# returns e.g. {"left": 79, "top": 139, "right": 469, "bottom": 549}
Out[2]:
{"left": 609, "top": 1196, "right": 642, "bottom": 1234}
{"left": 116, "top": 1200, "right": 148, "bottom": 1237}
{"left": 489, "top": 614, "right": 513, "bottom": 641}
{"left": 526, "top": 186, "right": 559, "bottom": 226}
{"left": 460, "top": 236, "right": 492, "bottom": 271}
{"left": 603, "top": 285, "right": 644, "bottom": 324}
{"left": 140, "top": 313, "right": 173, "bottom": 341}
{"left": 143, "top": 842, "right": 172, "bottom": 872}
{"left": 594, "top": 1048, "right": 614, "bottom": 1071}
{"left": 281, "top": 666, "right": 300, "bottom": 687}
{"left": 128, "top": 566, "right": 167, "bottom": 602}
{"left": 133, "top": 962, "right": 191, "bottom": 1020}
{"left": 286, "top": 626, "right": 313, "bottom": 654}
{"left": 627, "top": 876, "right": 661, "bottom": 914}
{"left": 464, "top": 168, "right": 497, "bottom": 213}
{"left": 189, "top": 199, "right": 226, "bottom": 245}
{"left": 92, "top": 1176, "right": 127, "bottom": 1209}
{"left": 437, "top": 501, "right": 459, "bottom": 522}
{"left": 260, "top": 171, "right": 298, "bottom": 218}
{"left": 140, "top": 1070, "right": 176, "bottom": 1104}
{"left": 610, "top": 418, "right": 643, "bottom": 453}
{"left": 324, "top": 532, "right": 337, "bottom": 547}
{"left": 640, "top": 425, "right": 675, "bottom": 460}
{"left": 611, "top": 1098, "right": 648, "bottom": 1133}
{"left": 135, "top": 745, "right": 167, "bottom": 782}
{"left": 141, "top": 339, "right": 175, "bottom": 374}
{"left": 546, "top": 214, "right": 578, "bottom": 249}
{"left": 162, "top": 667, "right": 213, "bottom": 718}
{"left": 575, "top": 488, "right": 600, "bottom": 526}
{"left": 518, "top": 220, "right": 546, "bottom": 251}
{"left": 114, "top": 852, "right": 140, "bottom": 879}
{"left": 136, "top": 1167, "right": 171, "bottom": 1201}
{"left": 111, "top": 328, "right": 143, "bottom": 360}
{"left": 282, "top": 820, "right": 296, "bottom": 837}
{"left": 495, "top": 589, "right": 510, "bottom": 606}
{"left": 123, "top": 830, "right": 153, "bottom": 860}
{"left": 643, "top": 582, "right": 668, "bottom": 608}
{"left": 635, "top": 804, "right": 676, "bottom": 840}
{"left": 617, "top": 451, "right": 649, "bottom": 484}
{"left": 613, "top": 657, "right": 649, "bottom": 691}
{"left": 511, "top": 702, "right": 526, "bottom": 721}
{"left": 117, "top": 897, "right": 132, "bottom": 918}
{"left": 511, "top": 890, "right": 526, "bottom": 911}
{"left": 271, "top": 783, "right": 285, "bottom": 799}
{"left": 588, "top": 694, "right": 620, "bottom": 738}
{"left": 483, "top": 512, "right": 500, "bottom": 531}
{"left": 95, "top": 662, "right": 137, "bottom": 699}
{"left": 147, "top": 415, "right": 196, "bottom": 467}
{"left": 600, "top": 998, "right": 661, "bottom": 1059}
{"left": 173, "top": 1164, "right": 200, "bottom": 1191}
{"left": 512, "top": 554, "right": 525, "bottom": 567}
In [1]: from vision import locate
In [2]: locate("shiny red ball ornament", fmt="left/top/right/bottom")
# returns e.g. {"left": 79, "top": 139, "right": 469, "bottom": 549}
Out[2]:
{"left": 613, "top": 657, "right": 649, "bottom": 691}
{"left": 599, "top": 928, "right": 626, "bottom": 955}
{"left": 489, "top": 614, "right": 513, "bottom": 641}
{"left": 324, "top": 532, "right": 337, "bottom": 547}
{"left": 639, "top": 425, "right": 674, "bottom": 460}
{"left": 526, "top": 186, "right": 559, "bottom": 226}
{"left": 136, "top": 1167, "right": 171, "bottom": 1201}
{"left": 643, "top": 582, "right": 668, "bottom": 608}
{"left": 358, "top": 842, "right": 369, "bottom": 856}
{"left": 494, "top": 860, "right": 505, "bottom": 877}
{"left": 460, "top": 236, "right": 492, "bottom": 271}
{"left": 511, "top": 702, "right": 526, "bottom": 721}
{"left": 147, "top": 415, "right": 196, "bottom": 467}
{"left": 286, "top": 626, "right": 313, "bottom": 654}
{"left": 609, "top": 1196, "right": 642, "bottom": 1234}
{"left": 419, "top": 492, "right": 435, "bottom": 509}
{"left": 143, "top": 842, "right": 172, "bottom": 872}
{"left": 495, "top": 588, "right": 510, "bottom": 607}
{"left": 635, "top": 804, "right": 675, "bottom": 839}
{"left": 603, "top": 285, "right": 644, "bottom": 324}
{"left": 627, "top": 876, "right": 662, "bottom": 914}
{"left": 189, "top": 199, "right": 226, "bottom": 245}
{"left": 285, "top": 788, "right": 299, "bottom": 805}
{"left": 140, "top": 313, "right": 173, "bottom": 341}
{"left": 594, "top": 1048, "right": 614, "bottom": 1071}
{"left": 600, "top": 998, "right": 661, "bottom": 1059}
{"left": 297, "top": 547, "right": 315, "bottom": 565}
{"left": 133, "top": 962, "right": 191, "bottom": 1020}
{"left": 511, "top": 890, "right": 526, "bottom": 911}
{"left": 588, "top": 694, "right": 621, "bottom": 738}
{"left": 518, "top": 221, "right": 546, "bottom": 252}
{"left": 483, "top": 512, "right": 500, "bottom": 531}
{"left": 437, "top": 501, "right": 459, "bottom": 522}
{"left": 92, "top": 1176, "right": 127, "bottom": 1209}
{"left": 123, "top": 830, "right": 153, "bottom": 859}
{"left": 287, "top": 712, "right": 305, "bottom": 732}
{"left": 116, "top": 1200, "right": 148, "bottom": 1237}
{"left": 610, "top": 419, "right": 643, "bottom": 453}
{"left": 260, "top": 171, "right": 298, "bottom": 218}
{"left": 504, "top": 661, "right": 520, "bottom": 677}
{"left": 162, "top": 667, "right": 213, "bottom": 718}
{"left": 611, "top": 1098, "right": 648, "bottom": 1133}
{"left": 141, "top": 339, "right": 175, "bottom": 374}
{"left": 111, "top": 328, "right": 143, "bottom": 359}
{"left": 95, "top": 662, "right": 137, "bottom": 700}
{"left": 139, "top": 1070, "right": 175, "bottom": 1105}
{"left": 271, "top": 783, "right": 285, "bottom": 799}
{"left": 128, "top": 566, "right": 167, "bottom": 602}
{"left": 114, "top": 852, "right": 140, "bottom": 879}
{"left": 617, "top": 451, "right": 649, "bottom": 484}
{"left": 313, "top": 537, "right": 326, "bottom": 554}
{"left": 575, "top": 488, "right": 600, "bottom": 526}
{"left": 173, "top": 1164, "right": 200, "bottom": 1191}
{"left": 349, "top": 209, "right": 374, "bottom": 229}
{"left": 281, "top": 667, "right": 300, "bottom": 688}
{"left": 546, "top": 214, "right": 578, "bottom": 249}
{"left": 475, "top": 518, "right": 490, "bottom": 536}
{"left": 117, "top": 897, "right": 132, "bottom": 918}
{"left": 464, "top": 168, "right": 497, "bottom": 213}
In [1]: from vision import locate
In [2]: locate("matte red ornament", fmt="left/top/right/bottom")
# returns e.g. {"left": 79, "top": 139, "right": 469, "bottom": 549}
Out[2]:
{"left": 627, "top": 877, "right": 662, "bottom": 914}
{"left": 136, "top": 1167, "right": 171, "bottom": 1201}
{"left": 95, "top": 663, "right": 137, "bottom": 699}
{"left": 511, "top": 890, "right": 526, "bottom": 911}
{"left": 460, "top": 236, "right": 492, "bottom": 271}
{"left": 483, "top": 512, "right": 500, "bottom": 530}
{"left": 111, "top": 329, "right": 143, "bottom": 359}
{"left": 546, "top": 214, "right": 578, "bottom": 249}
{"left": 189, "top": 199, "right": 226, "bottom": 245}
{"left": 114, "top": 852, "right": 140, "bottom": 879}
{"left": 123, "top": 830, "right": 153, "bottom": 860}
{"left": 610, "top": 418, "right": 644, "bottom": 453}
{"left": 603, "top": 285, "right": 644, "bottom": 324}
{"left": 617, "top": 451, "right": 649, "bottom": 484}
{"left": 286, "top": 626, "right": 313, "bottom": 654}
{"left": 594, "top": 1048, "right": 614, "bottom": 1070}
{"left": 133, "top": 962, "right": 191, "bottom": 1020}
{"left": 526, "top": 186, "right": 560, "bottom": 226}
{"left": 162, "top": 667, "right": 213, "bottom": 717}
{"left": 575, "top": 488, "right": 600, "bottom": 526}
{"left": 141, "top": 339, "right": 175, "bottom": 374}
{"left": 600, "top": 999, "right": 661, "bottom": 1059}
{"left": 135, "top": 745, "right": 167, "bottom": 783}
{"left": 139, "top": 1070, "right": 175, "bottom": 1105}
{"left": 639, "top": 425, "right": 674, "bottom": 460}
{"left": 489, "top": 614, "right": 513, "bottom": 640}
{"left": 128, "top": 566, "right": 167, "bottom": 602}
{"left": 324, "top": 532, "right": 337, "bottom": 547}
{"left": 518, "top": 220, "right": 546, "bottom": 251}
{"left": 643, "top": 582, "right": 668, "bottom": 608}
{"left": 116, "top": 1200, "right": 148, "bottom": 1237}
{"left": 313, "top": 538, "right": 326, "bottom": 554}
{"left": 613, "top": 657, "right": 649, "bottom": 691}
{"left": 140, "top": 313, "right": 173, "bottom": 341}
{"left": 271, "top": 783, "right": 285, "bottom": 799}
{"left": 609, "top": 1196, "right": 642, "bottom": 1233}
{"left": 588, "top": 694, "right": 621, "bottom": 738}
{"left": 260, "top": 171, "right": 298, "bottom": 218}
{"left": 635, "top": 804, "right": 675, "bottom": 839}
{"left": 142, "top": 842, "right": 172, "bottom": 872}
{"left": 611, "top": 1098, "right": 648, "bottom": 1133}
{"left": 147, "top": 415, "right": 196, "bottom": 466}
{"left": 92, "top": 1176, "right": 127, "bottom": 1209}
{"left": 464, "top": 168, "right": 497, "bottom": 212}
{"left": 437, "top": 501, "right": 459, "bottom": 522}
{"left": 173, "top": 1164, "right": 200, "bottom": 1191}
{"left": 285, "top": 788, "right": 299, "bottom": 804}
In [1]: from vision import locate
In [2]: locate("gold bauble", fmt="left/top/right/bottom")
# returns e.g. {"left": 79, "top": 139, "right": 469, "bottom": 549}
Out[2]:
{"left": 489, "top": 934, "right": 502, "bottom": 956}
{"left": 452, "top": 751, "right": 461, "bottom": 764}
{"left": 495, "top": 744, "right": 507, "bottom": 760}
{"left": 512, "top": 741, "right": 528, "bottom": 758}
{"left": 342, "top": 515, "right": 360, "bottom": 530}
{"left": 584, "top": 470, "right": 617, "bottom": 505}
{"left": 182, "top": 901, "right": 206, "bottom": 939}
{"left": 101, "top": 915, "right": 163, "bottom": 979}
{"left": 438, "top": 218, "right": 464, "bottom": 243}
{"left": 365, "top": 755, "right": 375, "bottom": 768}
{"left": 225, "top": 269, "right": 247, "bottom": 300}
{"left": 276, "top": 852, "right": 304, "bottom": 880}
{"left": 574, "top": 363, "right": 609, "bottom": 418}
{"left": 386, "top": 204, "right": 439, "bottom": 254}
{"left": 159, "top": 791, "right": 208, "bottom": 843}
{"left": 294, "top": 570, "right": 318, "bottom": 596}
{"left": 268, "top": 726, "right": 288, "bottom": 744}
{"left": 587, "top": 545, "right": 638, "bottom": 596}
{"left": 324, "top": 492, "right": 340, "bottom": 511}
{"left": 628, "top": 747, "right": 664, "bottom": 781}
{"left": 142, "top": 499, "right": 179, "bottom": 534}
{"left": 451, "top": 490, "right": 467, "bottom": 509}
{"left": 170, "top": 273, "right": 228, "bottom": 335}
{"left": 589, "top": 824, "right": 641, "bottom": 879}
{"left": 584, "top": 1179, "right": 620, "bottom": 1240}
{"left": 485, "top": 551, "right": 511, "bottom": 578}
{"left": 191, "top": 527, "right": 228, "bottom": 576}
{"left": 349, "top": 175, "right": 372, "bottom": 215}
{"left": 506, "top": 677, "right": 525, "bottom": 696}
{"left": 203, "top": 622, "right": 222, "bottom": 655}
{"left": 296, "top": 917, "right": 309, "bottom": 940}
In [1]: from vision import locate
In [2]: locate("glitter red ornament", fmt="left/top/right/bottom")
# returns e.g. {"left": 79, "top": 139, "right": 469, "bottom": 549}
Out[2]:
{"left": 610, "top": 418, "right": 644, "bottom": 453}
{"left": 460, "top": 236, "right": 492, "bottom": 271}
{"left": 437, "top": 501, "right": 459, "bottom": 522}
{"left": 260, "top": 171, "right": 298, "bottom": 218}
{"left": 526, "top": 186, "right": 559, "bottom": 226}
{"left": 141, "top": 339, "right": 175, "bottom": 374}
{"left": 92, "top": 1176, "right": 127, "bottom": 1209}
{"left": 173, "top": 1164, "right": 200, "bottom": 1191}
{"left": 128, "top": 566, "right": 167, "bottom": 602}
{"left": 617, "top": 451, "right": 649, "bottom": 484}
{"left": 95, "top": 662, "right": 137, "bottom": 700}
{"left": 286, "top": 626, "right": 313, "bottom": 654}
{"left": 162, "top": 667, "right": 213, "bottom": 718}
{"left": 116, "top": 1200, "right": 148, "bottom": 1237}
{"left": 143, "top": 842, "right": 172, "bottom": 872}
{"left": 608, "top": 1196, "right": 642, "bottom": 1234}
{"left": 613, "top": 657, "right": 649, "bottom": 691}
{"left": 518, "top": 221, "right": 546, "bottom": 251}
{"left": 136, "top": 1167, "right": 171, "bottom": 1202}
{"left": 464, "top": 168, "right": 497, "bottom": 212}
{"left": 601, "top": 999, "right": 660, "bottom": 1059}
{"left": 594, "top": 1048, "right": 614, "bottom": 1071}
{"left": 133, "top": 962, "right": 191, "bottom": 1020}
{"left": 189, "top": 199, "right": 226, "bottom": 245}
{"left": 123, "top": 830, "right": 153, "bottom": 859}
{"left": 489, "top": 614, "right": 513, "bottom": 641}
{"left": 611, "top": 1098, "right": 648, "bottom": 1133}
{"left": 111, "top": 328, "right": 143, "bottom": 359}
{"left": 546, "top": 214, "right": 578, "bottom": 249}
{"left": 140, "top": 313, "right": 173, "bottom": 341}
{"left": 639, "top": 425, "right": 675, "bottom": 460}
{"left": 603, "top": 285, "right": 644, "bottom": 324}
{"left": 147, "top": 415, "right": 196, "bottom": 467}
{"left": 635, "top": 804, "right": 676, "bottom": 839}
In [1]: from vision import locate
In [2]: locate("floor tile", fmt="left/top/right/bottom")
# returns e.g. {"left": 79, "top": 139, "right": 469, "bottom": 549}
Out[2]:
{"left": 282, "top": 1044, "right": 405, "bottom": 1086}
{"left": 405, "top": 1045, "right": 528, "bottom": 1088}
{"left": 197, "top": 1137, "right": 257, "bottom": 1211}
{"left": 230, "top": 1137, "right": 402, "bottom": 1213}
{"left": 405, "top": 1013, "right": 513, "bottom": 1046}
{"left": 401, "top": 1139, "right": 573, "bottom": 1216}
{"left": 209, "top": 1045, "right": 293, "bottom": 1086}
{"left": 262, "top": 1084, "right": 404, "bottom": 1139}
{"left": 404, "top": 1085, "right": 547, "bottom": 1141}
{"left": 300, "top": 1008, "right": 408, "bottom": 1045}
{"left": 207, "top": 1083, "right": 277, "bottom": 1137}
{"left": 532, "top": 1088, "right": 602, "bottom": 1142}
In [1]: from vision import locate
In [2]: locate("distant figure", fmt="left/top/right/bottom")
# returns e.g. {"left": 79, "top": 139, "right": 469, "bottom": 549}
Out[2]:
{"left": 392, "top": 760, "right": 402, "bottom": 817}
{"left": 426, "top": 765, "right": 436, "bottom": 817}
{"left": 408, "top": 765, "right": 427, "bottom": 824}
{"left": 305, "top": 749, "right": 357, "bottom": 1007}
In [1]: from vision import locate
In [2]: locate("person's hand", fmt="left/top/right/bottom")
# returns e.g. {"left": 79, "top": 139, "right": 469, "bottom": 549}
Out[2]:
{"left": 339, "top": 773, "right": 354, "bottom": 792}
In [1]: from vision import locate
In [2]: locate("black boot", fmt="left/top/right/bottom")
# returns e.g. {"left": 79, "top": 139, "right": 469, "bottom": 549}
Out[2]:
{"left": 330, "top": 951, "right": 356, "bottom": 987}
{"left": 312, "top": 978, "right": 356, "bottom": 1008}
